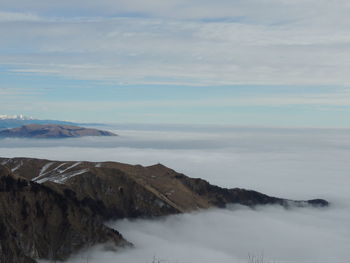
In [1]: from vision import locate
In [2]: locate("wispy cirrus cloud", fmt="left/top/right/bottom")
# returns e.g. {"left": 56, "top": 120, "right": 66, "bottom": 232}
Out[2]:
{"left": 1, "top": 1, "right": 350, "bottom": 86}
{"left": 1, "top": 1, "right": 350, "bottom": 125}
{"left": 0, "top": 11, "right": 40, "bottom": 22}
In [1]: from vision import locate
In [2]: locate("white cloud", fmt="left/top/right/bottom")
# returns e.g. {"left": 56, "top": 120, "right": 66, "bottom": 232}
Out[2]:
{"left": 7, "top": 126, "right": 349, "bottom": 262}
{"left": 1, "top": 1, "right": 350, "bottom": 85}
{"left": 0, "top": 11, "right": 40, "bottom": 22}
{"left": 0, "top": 0, "right": 349, "bottom": 23}
{"left": 1, "top": 126, "right": 350, "bottom": 198}
{"left": 0, "top": 88, "right": 43, "bottom": 96}
{"left": 2, "top": 88, "right": 350, "bottom": 116}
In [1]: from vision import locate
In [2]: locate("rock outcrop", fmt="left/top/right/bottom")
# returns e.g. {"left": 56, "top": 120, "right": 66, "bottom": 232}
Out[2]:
{"left": 0, "top": 157, "right": 329, "bottom": 262}
{"left": 0, "top": 124, "right": 116, "bottom": 138}
{"left": 0, "top": 165, "right": 129, "bottom": 263}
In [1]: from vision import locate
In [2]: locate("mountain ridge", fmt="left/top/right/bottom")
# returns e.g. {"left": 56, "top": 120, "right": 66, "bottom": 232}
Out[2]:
{"left": 0, "top": 157, "right": 329, "bottom": 262}
{"left": 0, "top": 124, "right": 117, "bottom": 138}
{"left": 0, "top": 116, "right": 105, "bottom": 130}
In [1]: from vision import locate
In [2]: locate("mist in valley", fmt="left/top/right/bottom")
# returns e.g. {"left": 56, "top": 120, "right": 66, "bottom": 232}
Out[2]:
{"left": 1, "top": 125, "right": 349, "bottom": 262}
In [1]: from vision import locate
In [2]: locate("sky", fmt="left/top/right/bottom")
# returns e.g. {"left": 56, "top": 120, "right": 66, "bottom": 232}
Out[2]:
{"left": 2, "top": 126, "right": 349, "bottom": 262}
{"left": 1, "top": 0, "right": 350, "bottom": 126}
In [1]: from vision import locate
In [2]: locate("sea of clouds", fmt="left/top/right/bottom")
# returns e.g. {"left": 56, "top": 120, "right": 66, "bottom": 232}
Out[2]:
{"left": 1, "top": 125, "right": 350, "bottom": 263}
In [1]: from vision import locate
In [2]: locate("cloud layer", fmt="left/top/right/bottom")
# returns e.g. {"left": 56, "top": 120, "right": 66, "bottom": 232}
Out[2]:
{"left": 1, "top": 1, "right": 350, "bottom": 85}
{"left": 2, "top": 125, "right": 350, "bottom": 262}
{"left": 2, "top": 1, "right": 350, "bottom": 126}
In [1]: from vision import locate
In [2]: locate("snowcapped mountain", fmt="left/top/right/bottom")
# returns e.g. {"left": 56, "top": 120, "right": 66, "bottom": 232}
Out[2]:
{"left": 0, "top": 114, "right": 34, "bottom": 120}
{"left": 0, "top": 115, "right": 105, "bottom": 131}
{"left": 0, "top": 114, "right": 79, "bottom": 130}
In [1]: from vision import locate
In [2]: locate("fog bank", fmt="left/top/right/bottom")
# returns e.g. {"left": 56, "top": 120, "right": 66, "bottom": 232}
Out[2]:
{"left": 63, "top": 204, "right": 350, "bottom": 263}
{"left": 2, "top": 125, "right": 349, "bottom": 262}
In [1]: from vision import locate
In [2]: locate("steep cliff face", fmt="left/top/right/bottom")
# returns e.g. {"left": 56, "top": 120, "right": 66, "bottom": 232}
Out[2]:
{"left": 0, "top": 157, "right": 329, "bottom": 262}
{"left": 0, "top": 165, "right": 129, "bottom": 263}
{"left": 0, "top": 166, "right": 35, "bottom": 263}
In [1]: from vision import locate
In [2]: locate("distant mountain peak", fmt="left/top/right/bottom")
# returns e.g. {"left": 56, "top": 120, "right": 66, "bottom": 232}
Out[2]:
{"left": 0, "top": 114, "right": 34, "bottom": 120}
{"left": 0, "top": 124, "right": 117, "bottom": 138}
{"left": 0, "top": 116, "right": 108, "bottom": 132}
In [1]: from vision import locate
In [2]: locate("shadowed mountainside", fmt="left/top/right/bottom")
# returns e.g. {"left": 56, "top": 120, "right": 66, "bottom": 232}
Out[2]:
{"left": 0, "top": 157, "right": 329, "bottom": 262}
{"left": 0, "top": 165, "right": 129, "bottom": 263}
{"left": 0, "top": 124, "right": 116, "bottom": 138}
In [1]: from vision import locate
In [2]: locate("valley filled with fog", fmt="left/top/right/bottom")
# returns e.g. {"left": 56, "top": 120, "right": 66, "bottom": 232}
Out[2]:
{"left": 1, "top": 125, "right": 349, "bottom": 263}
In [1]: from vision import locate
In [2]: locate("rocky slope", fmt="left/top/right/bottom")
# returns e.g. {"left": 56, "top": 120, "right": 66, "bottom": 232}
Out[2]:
{"left": 0, "top": 165, "right": 129, "bottom": 263}
{"left": 0, "top": 157, "right": 329, "bottom": 262}
{"left": 0, "top": 124, "right": 116, "bottom": 138}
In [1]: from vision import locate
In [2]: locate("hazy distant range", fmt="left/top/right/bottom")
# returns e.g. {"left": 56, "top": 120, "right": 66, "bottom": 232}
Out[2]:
{"left": 0, "top": 116, "right": 104, "bottom": 130}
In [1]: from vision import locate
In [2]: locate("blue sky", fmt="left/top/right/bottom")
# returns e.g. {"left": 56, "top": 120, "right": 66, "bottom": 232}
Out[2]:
{"left": 1, "top": 0, "right": 350, "bottom": 127}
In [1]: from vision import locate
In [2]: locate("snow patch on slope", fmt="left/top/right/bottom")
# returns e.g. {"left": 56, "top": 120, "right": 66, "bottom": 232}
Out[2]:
{"left": 31, "top": 161, "right": 88, "bottom": 184}
{"left": 11, "top": 161, "right": 23, "bottom": 172}
{"left": 32, "top": 162, "right": 55, "bottom": 181}
{"left": 36, "top": 168, "right": 89, "bottom": 184}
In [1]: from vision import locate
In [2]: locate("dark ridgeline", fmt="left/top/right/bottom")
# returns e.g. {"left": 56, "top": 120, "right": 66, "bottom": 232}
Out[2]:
{"left": 0, "top": 157, "right": 329, "bottom": 262}
{"left": 0, "top": 124, "right": 117, "bottom": 139}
